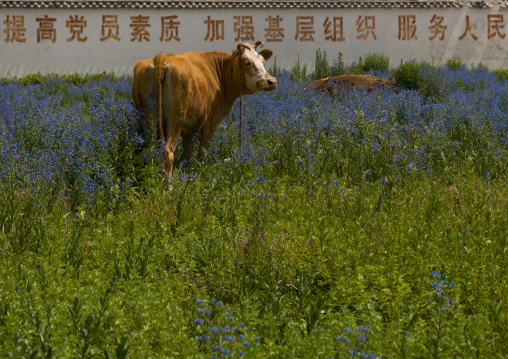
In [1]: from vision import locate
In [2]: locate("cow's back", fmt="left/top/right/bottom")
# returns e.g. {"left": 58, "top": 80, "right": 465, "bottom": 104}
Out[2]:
{"left": 160, "top": 52, "right": 225, "bottom": 133}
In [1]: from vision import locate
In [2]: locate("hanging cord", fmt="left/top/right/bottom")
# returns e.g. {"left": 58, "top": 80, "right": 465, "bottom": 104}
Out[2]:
{"left": 239, "top": 94, "right": 242, "bottom": 152}
{"left": 238, "top": 61, "right": 243, "bottom": 153}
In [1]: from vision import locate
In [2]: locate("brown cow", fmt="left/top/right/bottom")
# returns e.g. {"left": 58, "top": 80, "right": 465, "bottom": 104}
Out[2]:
{"left": 132, "top": 41, "right": 277, "bottom": 186}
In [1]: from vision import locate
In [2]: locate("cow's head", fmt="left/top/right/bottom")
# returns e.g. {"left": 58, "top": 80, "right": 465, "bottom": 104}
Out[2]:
{"left": 236, "top": 41, "right": 277, "bottom": 94}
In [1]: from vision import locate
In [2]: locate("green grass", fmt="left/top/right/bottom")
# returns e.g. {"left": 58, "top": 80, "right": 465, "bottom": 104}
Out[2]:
{"left": 1, "top": 168, "right": 507, "bottom": 358}
{"left": 1, "top": 66, "right": 508, "bottom": 358}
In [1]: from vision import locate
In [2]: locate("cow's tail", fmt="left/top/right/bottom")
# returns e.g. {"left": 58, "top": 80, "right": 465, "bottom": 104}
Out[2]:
{"left": 154, "top": 52, "right": 165, "bottom": 141}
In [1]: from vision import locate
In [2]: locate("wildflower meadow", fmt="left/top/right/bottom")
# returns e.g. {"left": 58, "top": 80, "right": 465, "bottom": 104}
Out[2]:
{"left": 0, "top": 55, "right": 507, "bottom": 358}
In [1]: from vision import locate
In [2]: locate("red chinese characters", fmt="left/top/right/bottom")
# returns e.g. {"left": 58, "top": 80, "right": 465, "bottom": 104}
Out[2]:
{"left": 398, "top": 15, "right": 417, "bottom": 41}
{"left": 234, "top": 16, "right": 255, "bottom": 42}
{"left": 487, "top": 14, "right": 506, "bottom": 40}
{"left": 100, "top": 15, "right": 121, "bottom": 42}
{"left": 428, "top": 15, "right": 447, "bottom": 41}
{"left": 160, "top": 15, "right": 181, "bottom": 42}
{"left": 2, "top": 12, "right": 508, "bottom": 46}
{"left": 356, "top": 16, "right": 376, "bottom": 40}
{"left": 295, "top": 16, "right": 315, "bottom": 42}
{"left": 459, "top": 15, "right": 478, "bottom": 41}
{"left": 4, "top": 15, "right": 26, "bottom": 42}
{"left": 204, "top": 16, "right": 224, "bottom": 42}
{"left": 265, "top": 15, "right": 284, "bottom": 42}
{"left": 36, "top": 15, "right": 57, "bottom": 43}
{"left": 130, "top": 15, "right": 150, "bottom": 42}
{"left": 66, "top": 15, "right": 87, "bottom": 42}
{"left": 324, "top": 17, "right": 345, "bottom": 42}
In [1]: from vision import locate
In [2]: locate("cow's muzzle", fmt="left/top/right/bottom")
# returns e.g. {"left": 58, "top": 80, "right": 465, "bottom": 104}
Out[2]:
{"left": 266, "top": 77, "right": 277, "bottom": 90}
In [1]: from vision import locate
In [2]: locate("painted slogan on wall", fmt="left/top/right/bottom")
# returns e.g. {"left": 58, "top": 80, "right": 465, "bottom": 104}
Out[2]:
{"left": 1, "top": 8, "right": 507, "bottom": 76}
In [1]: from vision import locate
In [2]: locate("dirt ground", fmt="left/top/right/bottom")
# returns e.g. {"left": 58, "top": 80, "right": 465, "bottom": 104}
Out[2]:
{"left": 302, "top": 75, "right": 397, "bottom": 95}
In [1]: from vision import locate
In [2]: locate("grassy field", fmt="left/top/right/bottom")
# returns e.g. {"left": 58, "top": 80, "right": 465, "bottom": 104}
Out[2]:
{"left": 0, "top": 60, "right": 507, "bottom": 358}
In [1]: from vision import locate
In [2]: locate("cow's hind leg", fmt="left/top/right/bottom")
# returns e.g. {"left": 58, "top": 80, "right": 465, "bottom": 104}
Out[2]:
{"left": 197, "top": 122, "right": 218, "bottom": 163}
{"left": 163, "top": 126, "right": 181, "bottom": 190}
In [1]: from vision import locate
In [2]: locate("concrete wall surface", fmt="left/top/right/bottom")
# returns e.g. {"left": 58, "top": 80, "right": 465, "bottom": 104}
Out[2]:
{"left": 1, "top": 6, "right": 508, "bottom": 76}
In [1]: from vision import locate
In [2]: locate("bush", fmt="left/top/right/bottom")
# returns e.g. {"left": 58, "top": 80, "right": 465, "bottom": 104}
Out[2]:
{"left": 312, "top": 49, "right": 330, "bottom": 80}
{"left": 361, "top": 52, "right": 390, "bottom": 72}
{"left": 330, "top": 52, "right": 346, "bottom": 77}
{"left": 493, "top": 68, "right": 508, "bottom": 81}
{"left": 445, "top": 58, "right": 465, "bottom": 70}
{"left": 290, "top": 55, "right": 308, "bottom": 81}
{"left": 391, "top": 60, "right": 422, "bottom": 90}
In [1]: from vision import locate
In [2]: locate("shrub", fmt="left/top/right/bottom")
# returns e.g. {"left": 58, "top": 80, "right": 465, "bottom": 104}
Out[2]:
{"left": 330, "top": 52, "right": 346, "bottom": 76}
{"left": 445, "top": 58, "right": 465, "bottom": 70}
{"left": 493, "top": 68, "right": 508, "bottom": 81}
{"left": 391, "top": 60, "right": 422, "bottom": 90}
{"left": 312, "top": 49, "right": 331, "bottom": 80}
{"left": 291, "top": 55, "right": 308, "bottom": 81}
{"left": 361, "top": 52, "right": 390, "bottom": 73}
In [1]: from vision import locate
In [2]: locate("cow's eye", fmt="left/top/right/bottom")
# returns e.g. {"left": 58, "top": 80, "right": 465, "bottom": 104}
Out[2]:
{"left": 244, "top": 61, "right": 251, "bottom": 66}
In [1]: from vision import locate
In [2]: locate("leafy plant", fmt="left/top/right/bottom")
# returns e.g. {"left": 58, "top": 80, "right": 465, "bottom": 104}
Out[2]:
{"left": 391, "top": 60, "right": 422, "bottom": 90}
{"left": 361, "top": 52, "right": 390, "bottom": 72}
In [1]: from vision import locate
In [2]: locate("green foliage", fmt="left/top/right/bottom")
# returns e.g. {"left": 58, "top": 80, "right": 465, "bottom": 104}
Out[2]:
{"left": 291, "top": 55, "right": 308, "bottom": 81}
{"left": 445, "top": 58, "right": 465, "bottom": 70}
{"left": 493, "top": 68, "right": 508, "bottom": 80}
{"left": 330, "top": 52, "right": 346, "bottom": 77}
{"left": 269, "top": 56, "right": 284, "bottom": 78}
{"left": 3, "top": 72, "right": 120, "bottom": 86}
{"left": 361, "top": 52, "right": 390, "bottom": 72}
{"left": 312, "top": 49, "right": 331, "bottom": 80}
{"left": 391, "top": 60, "right": 422, "bottom": 90}
{"left": 1, "top": 70, "right": 508, "bottom": 358}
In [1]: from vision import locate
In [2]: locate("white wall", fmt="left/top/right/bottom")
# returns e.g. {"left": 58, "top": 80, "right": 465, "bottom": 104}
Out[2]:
{"left": 1, "top": 6, "right": 508, "bottom": 76}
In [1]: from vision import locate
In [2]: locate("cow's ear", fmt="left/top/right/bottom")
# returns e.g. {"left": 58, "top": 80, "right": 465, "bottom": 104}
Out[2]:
{"left": 259, "top": 49, "right": 273, "bottom": 61}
